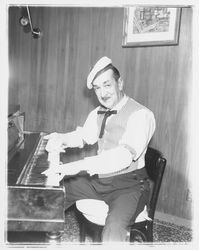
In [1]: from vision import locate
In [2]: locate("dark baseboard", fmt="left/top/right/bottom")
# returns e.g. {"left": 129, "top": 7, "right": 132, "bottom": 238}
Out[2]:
{"left": 155, "top": 211, "right": 192, "bottom": 229}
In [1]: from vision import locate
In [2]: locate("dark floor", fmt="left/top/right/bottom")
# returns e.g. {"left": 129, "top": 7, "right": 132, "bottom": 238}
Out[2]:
{"left": 6, "top": 208, "right": 192, "bottom": 246}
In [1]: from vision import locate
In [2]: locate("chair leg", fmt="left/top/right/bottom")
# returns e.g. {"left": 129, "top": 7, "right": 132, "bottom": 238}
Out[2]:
{"left": 79, "top": 224, "right": 86, "bottom": 242}
{"left": 93, "top": 227, "right": 102, "bottom": 242}
{"left": 146, "top": 221, "right": 153, "bottom": 242}
{"left": 130, "top": 228, "right": 147, "bottom": 242}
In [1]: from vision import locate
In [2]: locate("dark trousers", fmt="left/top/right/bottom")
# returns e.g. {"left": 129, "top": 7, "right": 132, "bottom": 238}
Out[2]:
{"left": 63, "top": 168, "right": 150, "bottom": 242}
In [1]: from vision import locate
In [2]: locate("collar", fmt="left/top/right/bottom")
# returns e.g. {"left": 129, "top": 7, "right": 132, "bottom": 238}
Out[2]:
{"left": 97, "top": 95, "right": 129, "bottom": 113}
{"left": 111, "top": 94, "right": 128, "bottom": 112}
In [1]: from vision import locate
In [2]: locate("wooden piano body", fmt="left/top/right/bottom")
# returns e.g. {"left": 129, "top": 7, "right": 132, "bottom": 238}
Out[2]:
{"left": 7, "top": 106, "right": 65, "bottom": 234}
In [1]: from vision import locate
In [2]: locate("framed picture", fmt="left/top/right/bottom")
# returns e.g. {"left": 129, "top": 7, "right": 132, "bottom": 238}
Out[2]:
{"left": 122, "top": 6, "right": 181, "bottom": 47}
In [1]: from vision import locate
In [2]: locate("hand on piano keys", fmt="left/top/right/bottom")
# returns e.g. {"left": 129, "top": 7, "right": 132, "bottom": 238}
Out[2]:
{"left": 44, "top": 130, "right": 84, "bottom": 150}
{"left": 45, "top": 172, "right": 63, "bottom": 186}
{"left": 42, "top": 160, "right": 84, "bottom": 179}
{"left": 44, "top": 132, "right": 66, "bottom": 153}
{"left": 42, "top": 155, "right": 64, "bottom": 185}
{"left": 43, "top": 140, "right": 65, "bottom": 186}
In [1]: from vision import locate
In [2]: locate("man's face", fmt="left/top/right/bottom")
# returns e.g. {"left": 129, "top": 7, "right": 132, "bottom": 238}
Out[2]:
{"left": 92, "top": 69, "right": 123, "bottom": 109}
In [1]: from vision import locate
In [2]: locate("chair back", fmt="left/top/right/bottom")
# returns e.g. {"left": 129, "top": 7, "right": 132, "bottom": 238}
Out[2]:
{"left": 145, "top": 147, "right": 166, "bottom": 220}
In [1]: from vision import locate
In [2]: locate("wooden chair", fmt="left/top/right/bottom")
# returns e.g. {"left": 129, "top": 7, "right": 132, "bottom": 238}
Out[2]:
{"left": 76, "top": 147, "right": 166, "bottom": 242}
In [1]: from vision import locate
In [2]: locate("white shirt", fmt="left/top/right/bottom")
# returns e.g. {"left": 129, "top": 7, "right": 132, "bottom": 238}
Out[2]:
{"left": 63, "top": 95, "right": 156, "bottom": 175}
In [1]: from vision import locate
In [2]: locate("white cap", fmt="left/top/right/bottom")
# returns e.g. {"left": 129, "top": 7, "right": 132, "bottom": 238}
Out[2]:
{"left": 87, "top": 56, "right": 112, "bottom": 89}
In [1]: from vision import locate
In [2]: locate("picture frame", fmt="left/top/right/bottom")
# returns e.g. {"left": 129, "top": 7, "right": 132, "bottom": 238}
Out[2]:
{"left": 122, "top": 6, "right": 181, "bottom": 47}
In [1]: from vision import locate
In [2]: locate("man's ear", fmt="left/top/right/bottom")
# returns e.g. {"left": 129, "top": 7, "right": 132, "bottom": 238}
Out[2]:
{"left": 118, "top": 77, "right": 124, "bottom": 91}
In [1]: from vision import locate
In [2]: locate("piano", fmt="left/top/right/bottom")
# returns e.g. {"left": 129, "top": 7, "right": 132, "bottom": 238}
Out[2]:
{"left": 7, "top": 105, "right": 65, "bottom": 240}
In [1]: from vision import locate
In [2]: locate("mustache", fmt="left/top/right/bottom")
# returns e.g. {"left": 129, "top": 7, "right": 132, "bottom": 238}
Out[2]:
{"left": 101, "top": 96, "right": 110, "bottom": 101}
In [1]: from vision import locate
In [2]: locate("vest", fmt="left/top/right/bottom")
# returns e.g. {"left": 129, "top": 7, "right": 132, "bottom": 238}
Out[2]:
{"left": 97, "top": 98, "right": 146, "bottom": 178}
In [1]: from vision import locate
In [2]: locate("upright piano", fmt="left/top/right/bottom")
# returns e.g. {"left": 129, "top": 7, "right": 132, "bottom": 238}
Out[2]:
{"left": 7, "top": 105, "right": 65, "bottom": 238}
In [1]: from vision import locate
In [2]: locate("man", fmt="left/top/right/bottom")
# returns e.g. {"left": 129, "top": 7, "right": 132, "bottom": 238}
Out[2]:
{"left": 43, "top": 56, "right": 156, "bottom": 242}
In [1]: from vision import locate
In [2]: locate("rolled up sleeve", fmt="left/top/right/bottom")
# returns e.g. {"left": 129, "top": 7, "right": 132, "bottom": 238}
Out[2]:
{"left": 119, "top": 109, "right": 156, "bottom": 160}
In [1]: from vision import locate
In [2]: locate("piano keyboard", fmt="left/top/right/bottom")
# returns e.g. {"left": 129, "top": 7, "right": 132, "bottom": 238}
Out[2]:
{"left": 17, "top": 134, "right": 60, "bottom": 187}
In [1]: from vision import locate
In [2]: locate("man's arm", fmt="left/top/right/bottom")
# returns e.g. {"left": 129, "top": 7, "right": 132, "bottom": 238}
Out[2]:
{"left": 45, "top": 108, "right": 99, "bottom": 152}
{"left": 43, "top": 108, "right": 155, "bottom": 177}
{"left": 120, "top": 108, "right": 156, "bottom": 161}
{"left": 42, "top": 147, "right": 132, "bottom": 177}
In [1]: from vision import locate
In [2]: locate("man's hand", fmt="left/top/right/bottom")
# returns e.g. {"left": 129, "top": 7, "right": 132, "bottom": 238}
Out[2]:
{"left": 42, "top": 161, "right": 83, "bottom": 179}
{"left": 44, "top": 132, "right": 66, "bottom": 152}
{"left": 42, "top": 168, "right": 65, "bottom": 183}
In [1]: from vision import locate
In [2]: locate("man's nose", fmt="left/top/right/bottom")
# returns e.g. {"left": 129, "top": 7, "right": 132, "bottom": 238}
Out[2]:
{"left": 100, "top": 88, "right": 108, "bottom": 98}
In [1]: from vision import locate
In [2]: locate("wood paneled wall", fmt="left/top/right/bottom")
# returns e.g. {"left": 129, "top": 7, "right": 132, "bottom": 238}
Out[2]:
{"left": 8, "top": 6, "right": 192, "bottom": 220}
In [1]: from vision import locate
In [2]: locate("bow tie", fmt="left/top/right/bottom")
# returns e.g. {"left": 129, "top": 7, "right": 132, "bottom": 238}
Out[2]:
{"left": 97, "top": 109, "right": 117, "bottom": 138}
{"left": 97, "top": 110, "right": 117, "bottom": 115}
